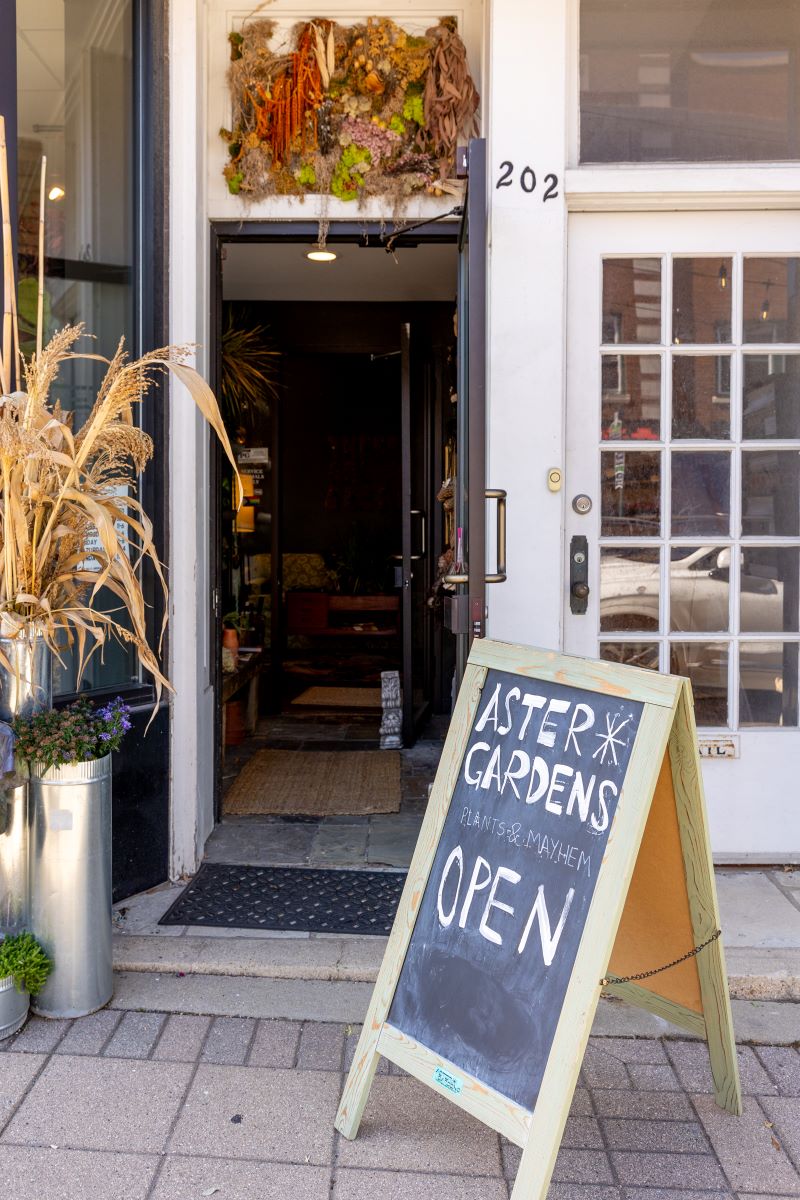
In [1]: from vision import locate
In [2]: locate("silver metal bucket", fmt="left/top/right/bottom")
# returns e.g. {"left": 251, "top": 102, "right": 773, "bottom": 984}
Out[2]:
{"left": 0, "top": 629, "right": 52, "bottom": 723}
{"left": 0, "top": 973, "right": 29, "bottom": 1040}
{"left": 0, "top": 629, "right": 51, "bottom": 936}
{"left": 0, "top": 781, "right": 29, "bottom": 934}
{"left": 29, "top": 754, "right": 113, "bottom": 1018}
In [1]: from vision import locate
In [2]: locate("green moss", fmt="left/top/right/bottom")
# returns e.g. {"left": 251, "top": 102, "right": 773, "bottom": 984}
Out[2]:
{"left": 296, "top": 164, "right": 316, "bottom": 187}
{"left": 226, "top": 172, "right": 244, "bottom": 195}
{"left": 402, "top": 91, "right": 425, "bottom": 126}
{"left": 331, "top": 144, "right": 372, "bottom": 201}
{"left": 228, "top": 31, "right": 244, "bottom": 61}
{"left": 389, "top": 115, "right": 406, "bottom": 135}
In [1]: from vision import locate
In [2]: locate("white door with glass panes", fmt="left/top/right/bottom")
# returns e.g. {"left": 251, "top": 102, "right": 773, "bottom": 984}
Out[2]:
{"left": 565, "top": 212, "right": 800, "bottom": 861}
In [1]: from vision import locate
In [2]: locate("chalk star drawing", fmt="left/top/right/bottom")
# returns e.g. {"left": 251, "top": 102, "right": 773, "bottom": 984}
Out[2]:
{"left": 592, "top": 713, "right": 632, "bottom": 766}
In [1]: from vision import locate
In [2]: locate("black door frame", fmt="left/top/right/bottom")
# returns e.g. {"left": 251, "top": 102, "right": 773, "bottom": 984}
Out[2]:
{"left": 208, "top": 219, "right": 460, "bottom": 814}
{"left": 1, "top": 0, "right": 171, "bottom": 900}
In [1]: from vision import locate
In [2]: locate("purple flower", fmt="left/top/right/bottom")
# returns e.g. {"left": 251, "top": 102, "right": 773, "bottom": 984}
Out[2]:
{"left": 99, "top": 731, "right": 111, "bottom": 741}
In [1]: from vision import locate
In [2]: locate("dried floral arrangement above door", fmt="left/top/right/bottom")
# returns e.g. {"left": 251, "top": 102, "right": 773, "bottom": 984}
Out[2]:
{"left": 221, "top": 16, "right": 478, "bottom": 204}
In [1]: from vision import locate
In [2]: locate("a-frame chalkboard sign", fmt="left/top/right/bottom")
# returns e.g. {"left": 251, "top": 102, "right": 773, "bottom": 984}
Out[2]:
{"left": 336, "top": 640, "right": 742, "bottom": 1199}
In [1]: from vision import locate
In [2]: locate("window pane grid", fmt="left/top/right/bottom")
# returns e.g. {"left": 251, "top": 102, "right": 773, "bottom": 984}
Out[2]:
{"left": 599, "top": 251, "right": 800, "bottom": 728}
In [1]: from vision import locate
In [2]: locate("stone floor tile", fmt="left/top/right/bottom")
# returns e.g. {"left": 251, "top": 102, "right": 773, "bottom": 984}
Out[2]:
{"left": 570, "top": 1088, "right": 594, "bottom": 1116}
{"left": 735, "top": 1047, "right": 781, "bottom": 1096}
{"left": 546, "top": 1189, "right": 621, "bottom": 1200}
{"left": 247, "top": 1019, "right": 300, "bottom": 1067}
{"left": 343, "top": 1025, "right": 389, "bottom": 1074}
{"left": 627, "top": 1063, "right": 683, "bottom": 1091}
{"left": 755, "top": 1047, "right": 800, "bottom": 1096}
{"left": 103, "top": 1011, "right": 165, "bottom": 1059}
{"left": 1, "top": 1055, "right": 193, "bottom": 1153}
{"left": 334, "top": 1170, "right": 509, "bottom": 1199}
{"left": 590, "top": 1089, "right": 696, "bottom": 1120}
{"left": 592, "top": 1038, "right": 669, "bottom": 1065}
{"left": 737, "top": 1195, "right": 800, "bottom": 1200}
{"left": 551, "top": 1149, "right": 615, "bottom": 1185}
{"left": 562, "top": 1117, "right": 605, "bottom": 1149}
{"left": 310, "top": 824, "right": 369, "bottom": 866}
{"left": 623, "top": 1191, "right": 732, "bottom": 1200}
{"left": 611, "top": 1151, "right": 728, "bottom": 1189}
{"left": 581, "top": 1043, "right": 632, "bottom": 1089}
{"left": 9, "top": 1017, "right": 69, "bottom": 1054}
{"left": 201, "top": 1017, "right": 256, "bottom": 1065}
{"left": 663, "top": 1041, "right": 718, "bottom": 1092}
{"left": 759, "top": 1096, "right": 800, "bottom": 1168}
{"left": 692, "top": 1094, "right": 800, "bottom": 1195}
{"left": 0, "top": 1054, "right": 45, "bottom": 1133}
{"left": 168, "top": 1064, "right": 339, "bottom": 1165}
{"left": 503, "top": 1137, "right": 613, "bottom": 1184}
{"left": 336, "top": 1077, "right": 502, "bottom": 1175}
{"left": 668, "top": 1042, "right": 777, "bottom": 1096}
{"left": 297, "top": 1021, "right": 345, "bottom": 1071}
{"left": 53, "top": 1009, "right": 121, "bottom": 1056}
{"left": 152, "top": 1014, "right": 211, "bottom": 1062}
{"left": 0, "top": 1145, "right": 158, "bottom": 1200}
{"left": 151, "top": 1156, "right": 330, "bottom": 1200}
{"left": 602, "top": 1118, "right": 709, "bottom": 1153}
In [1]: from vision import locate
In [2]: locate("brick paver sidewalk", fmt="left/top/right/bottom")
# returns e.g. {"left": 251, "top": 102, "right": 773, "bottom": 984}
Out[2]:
{"left": 1, "top": 1010, "right": 799, "bottom": 1198}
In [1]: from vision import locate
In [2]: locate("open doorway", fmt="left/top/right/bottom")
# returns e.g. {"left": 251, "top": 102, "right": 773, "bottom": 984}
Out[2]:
{"left": 209, "top": 228, "right": 461, "bottom": 875}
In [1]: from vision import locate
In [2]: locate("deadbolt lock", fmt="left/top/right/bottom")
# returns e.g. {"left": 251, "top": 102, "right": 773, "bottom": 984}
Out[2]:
{"left": 572, "top": 494, "right": 592, "bottom": 515}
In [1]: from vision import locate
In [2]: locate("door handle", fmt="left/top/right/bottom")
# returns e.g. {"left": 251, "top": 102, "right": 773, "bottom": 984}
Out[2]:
{"left": 570, "top": 535, "right": 590, "bottom": 614}
{"left": 391, "top": 511, "right": 427, "bottom": 563}
{"left": 485, "top": 489, "right": 507, "bottom": 584}
{"left": 409, "top": 509, "right": 426, "bottom": 561}
{"left": 443, "top": 489, "right": 508, "bottom": 584}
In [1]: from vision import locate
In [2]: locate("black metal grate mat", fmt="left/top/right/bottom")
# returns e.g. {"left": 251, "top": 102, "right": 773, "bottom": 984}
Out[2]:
{"left": 159, "top": 863, "right": 407, "bottom": 934}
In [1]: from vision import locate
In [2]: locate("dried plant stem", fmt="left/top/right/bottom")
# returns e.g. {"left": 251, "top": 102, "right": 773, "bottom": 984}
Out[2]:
{"left": 37, "top": 156, "right": 46, "bottom": 358}
{"left": 0, "top": 115, "right": 12, "bottom": 394}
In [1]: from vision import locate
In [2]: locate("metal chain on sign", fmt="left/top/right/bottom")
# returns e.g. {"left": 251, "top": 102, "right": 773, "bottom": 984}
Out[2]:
{"left": 599, "top": 929, "right": 722, "bottom": 988}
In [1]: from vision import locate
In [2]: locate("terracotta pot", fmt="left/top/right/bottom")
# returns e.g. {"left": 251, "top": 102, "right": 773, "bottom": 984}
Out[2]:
{"left": 222, "top": 626, "right": 239, "bottom": 667}
{"left": 225, "top": 700, "right": 245, "bottom": 746}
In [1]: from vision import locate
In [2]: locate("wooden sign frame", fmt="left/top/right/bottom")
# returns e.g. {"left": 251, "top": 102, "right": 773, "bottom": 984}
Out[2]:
{"left": 335, "top": 641, "right": 742, "bottom": 1199}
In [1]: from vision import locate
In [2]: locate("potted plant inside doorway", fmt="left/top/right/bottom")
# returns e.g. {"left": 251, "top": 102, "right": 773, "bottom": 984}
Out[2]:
{"left": 0, "top": 931, "right": 53, "bottom": 1040}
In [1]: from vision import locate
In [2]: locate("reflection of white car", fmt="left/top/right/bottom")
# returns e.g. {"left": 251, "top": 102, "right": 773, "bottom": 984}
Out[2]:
{"left": 601, "top": 547, "right": 786, "bottom": 719}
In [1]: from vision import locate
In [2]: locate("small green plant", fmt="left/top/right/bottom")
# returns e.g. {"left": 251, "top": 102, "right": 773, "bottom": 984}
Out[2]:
{"left": 0, "top": 932, "right": 53, "bottom": 996}
{"left": 12, "top": 697, "right": 132, "bottom": 772}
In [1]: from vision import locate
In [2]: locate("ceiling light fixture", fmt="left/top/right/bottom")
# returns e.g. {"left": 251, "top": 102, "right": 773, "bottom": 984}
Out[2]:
{"left": 306, "top": 248, "right": 337, "bottom": 263}
{"left": 48, "top": 185, "right": 65, "bottom": 201}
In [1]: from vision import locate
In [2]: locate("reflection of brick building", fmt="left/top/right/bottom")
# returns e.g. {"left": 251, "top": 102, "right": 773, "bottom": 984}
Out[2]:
{"left": 581, "top": 2, "right": 800, "bottom": 162}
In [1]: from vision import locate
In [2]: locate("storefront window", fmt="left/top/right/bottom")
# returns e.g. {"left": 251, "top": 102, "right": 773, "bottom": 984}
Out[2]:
{"left": 580, "top": 1, "right": 800, "bottom": 163}
{"left": 16, "top": 0, "right": 139, "bottom": 695}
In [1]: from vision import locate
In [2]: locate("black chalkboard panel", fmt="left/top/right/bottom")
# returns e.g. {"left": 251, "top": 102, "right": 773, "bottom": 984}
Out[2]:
{"left": 388, "top": 667, "right": 643, "bottom": 1112}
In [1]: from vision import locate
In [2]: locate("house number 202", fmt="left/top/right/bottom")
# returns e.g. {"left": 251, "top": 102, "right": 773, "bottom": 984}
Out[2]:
{"left": 496, "top": 161, "right": 559, "bottom": 201}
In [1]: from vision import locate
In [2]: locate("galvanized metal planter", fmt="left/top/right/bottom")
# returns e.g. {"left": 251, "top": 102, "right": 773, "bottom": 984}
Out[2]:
{"left": 0, "top": 781, "right": 29, "bottom": 936}
{"left": 0, "top": 627, "right": 52, "bottom": 938}
{"left": 0, "top": 973, "right": 29, "bottom": 1040}
{"left": 0, "top": 628, "right": 52, "bottom": 723}
{"left": 29, "top": 754, "right": 113, "bottom": 1018}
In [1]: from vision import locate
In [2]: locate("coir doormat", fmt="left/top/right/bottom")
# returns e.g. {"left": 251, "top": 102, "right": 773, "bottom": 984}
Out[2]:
{"left": 159, "top": 863, "right": 407, "bottom": 934}
{"left": 223, "top": 749, "right": 401, "bottom": 817}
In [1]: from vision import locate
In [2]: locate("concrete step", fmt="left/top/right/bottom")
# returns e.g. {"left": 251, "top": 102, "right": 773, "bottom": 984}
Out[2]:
{"left": 113, "top": 932, "right": 800, "bottom": 1002}
{"left": 108, "top": 966, "right": 800, "bottom": 1044}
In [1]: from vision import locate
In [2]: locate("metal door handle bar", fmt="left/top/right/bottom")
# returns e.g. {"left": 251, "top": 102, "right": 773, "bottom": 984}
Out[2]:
{"left": 410, "top": 510, "right": 426, "bottom": 561}
{"left": 443, "top": 489, "right": 507, "bottom": 584}
{"left": 485, "top": 489, "right": 507, "bottom": 583}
